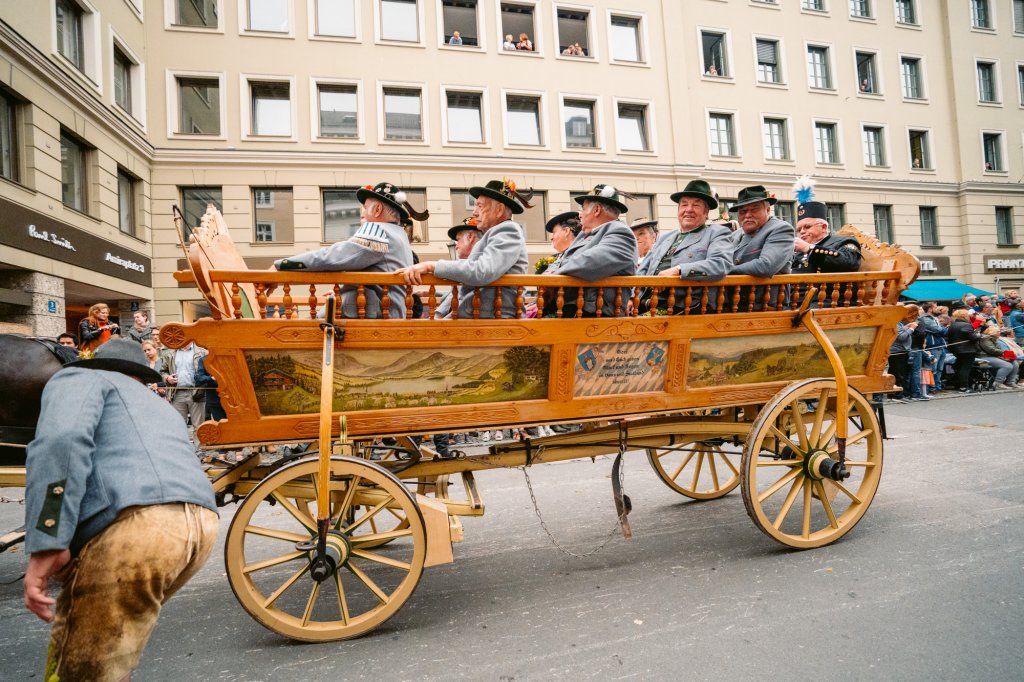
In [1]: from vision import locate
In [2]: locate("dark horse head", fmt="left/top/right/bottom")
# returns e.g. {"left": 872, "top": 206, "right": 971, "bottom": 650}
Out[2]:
{"left": 0, "top": 334, "right": 79, "bottom": 466}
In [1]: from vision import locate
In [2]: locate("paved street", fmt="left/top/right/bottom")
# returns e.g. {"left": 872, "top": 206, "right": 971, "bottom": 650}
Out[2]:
{"left": 1, "top": 392, "right": 1021, "bottom": 681}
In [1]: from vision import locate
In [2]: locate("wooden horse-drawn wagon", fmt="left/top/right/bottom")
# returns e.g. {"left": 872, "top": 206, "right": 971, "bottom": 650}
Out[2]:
{"left": 1, "top": 205, "right": 919, "bottom": 643}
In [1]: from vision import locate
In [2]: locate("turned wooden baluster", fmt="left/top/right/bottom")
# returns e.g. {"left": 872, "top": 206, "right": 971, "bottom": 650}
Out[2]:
{"left": 594, "top": 288, "right": 604, "bottom": 318}
{"left": 472, "top": 287, "right": 482, "bottom": 319}
{"left": 282, "top": 284, "right": 293, "bottom": 319}
{"left": 666, "top": 287, "right": 676, "bottom": 314}
{"left": 451, "top": 285, "right": 460, "bottom": 320}
{"left": 574, "top": 288, "right": 585, "bottom": 318}
{"left": 730, "top": 286, "right": 741, "bottom": 313}
{"left": 493, "top": 286, "right": 502, "bottom": 319}
{"left": 683, "top": 287, "right": 693, "bottom": 314}
{"left": 305, "top": 285, "right": 316, "bottom": 319}
{"left": 427, "top": 285, "right": 437, "bottom": 318}
{"left": 405, "top": 285, "right": 414, "bottom": 319}
{"left": 630, "top": 289, "right": 640, "bottom": 317}
{"left": 613, "top": 288, "right": 623, "bottom": 318}
{"left": 649, "top": 288, "right": 660, "bottom": 317}
{"left": 255, "top": 283, "right": 267, "bottom": 319}
{"left": 699, "top": 288, "right": 709, "bottom": 314}
{"left": 817, "top": 286, "right": 827, "bottom": 308}
{"left": 841, "top": 282, "right": 854, "bottom": 308}
{"left": 830, "top": 283, "right": 841, "bottom": 308}
{"left": 537, "top": 286, "right": 546, "bottom": 315}
{"left": 230, "top": 282, "right": 242, "bottom": 319}
{"left": 516, "top": 287, "right": 525, "bottom": 319}
{"left": 555, "top": 287, "right": 565, "bottom": 319}
{"left": 355, "top": 284, "right": 366, "bottom": 319}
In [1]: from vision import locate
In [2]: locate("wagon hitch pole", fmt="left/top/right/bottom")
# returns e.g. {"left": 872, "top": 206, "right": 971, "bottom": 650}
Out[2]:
{"left": 793, "top": 287, "right": 851, "bottom": 482}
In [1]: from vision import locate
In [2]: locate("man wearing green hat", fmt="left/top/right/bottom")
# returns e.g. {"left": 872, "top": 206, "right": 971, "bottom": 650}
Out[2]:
{"left": 541, "top": 184, "right": 637, "bottom": 317}
{"left": 637, "top": 179, "right": 734, "bottom": 313}
{"left": 402, "top": 179, "right": 530, "bottom": 318}
{"left": 729, "top": 184, "right": 796, "bottom": 310}
{"left": 434, "top": 217, "right": 483, "bottom": 318}
{"left": 274, "top": 182, "right": 425, "bottom": 319}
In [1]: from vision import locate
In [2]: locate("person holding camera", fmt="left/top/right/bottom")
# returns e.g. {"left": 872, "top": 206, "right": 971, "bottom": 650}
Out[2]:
{"left": 77, "top": 302, "right": 119, "bottom": 353}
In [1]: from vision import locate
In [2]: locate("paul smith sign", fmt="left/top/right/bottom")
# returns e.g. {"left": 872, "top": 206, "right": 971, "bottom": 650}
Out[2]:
{"left": 983, "top": 255, "right": 1024, "bottom": 275}
{"left": 1, "top": 198, "right": 152, "bottom": 287}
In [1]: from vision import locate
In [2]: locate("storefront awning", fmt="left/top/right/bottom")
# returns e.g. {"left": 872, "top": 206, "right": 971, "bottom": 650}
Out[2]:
{"left": 900, "top": 278, "right": 993, "bottom": 302}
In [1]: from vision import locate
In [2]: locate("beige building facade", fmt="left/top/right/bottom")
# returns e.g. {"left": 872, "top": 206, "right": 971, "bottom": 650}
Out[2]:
{"left": 1, "top": 0, "right": 1022, "bottom": 332}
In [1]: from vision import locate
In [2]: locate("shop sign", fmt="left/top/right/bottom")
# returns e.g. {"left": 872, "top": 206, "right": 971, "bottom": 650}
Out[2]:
{"left": 983, "top": 254, "right": 1024, "bottom": 275}
{"left": 916, "top": 255, "right": 951, "bottom": 277}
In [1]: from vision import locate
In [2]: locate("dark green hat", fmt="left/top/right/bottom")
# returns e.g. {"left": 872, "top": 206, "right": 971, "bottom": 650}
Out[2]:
{"left": 469, "top": 179, "right": 533, "bottom": 215}
{"left": 356, "top": 182, "right": 429, "bottom": 223}
{"left": 731, "top": 185, "right": 777, "bottom": 210}
{"left": 447, "top": 216, "right": 481, "bottom": 241}
{"left": 629, "top": 217, "right": 659, "bottom": 231}
{"left": 797, "top": 201, "right": 828, "bottom": 221}
{"left": 545, "top": 211, "right": 580, "bottom": 234}
{"left": 669, "top": 179, "right": 718, "bottom": 209}
{"left": 573, "top": 184, "right": 629, "bottom": 214}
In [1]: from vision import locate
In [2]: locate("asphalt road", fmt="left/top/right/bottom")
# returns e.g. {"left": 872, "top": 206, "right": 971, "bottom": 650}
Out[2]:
{"left": 1, "top": 392, "right": 1021, "bottom": 681}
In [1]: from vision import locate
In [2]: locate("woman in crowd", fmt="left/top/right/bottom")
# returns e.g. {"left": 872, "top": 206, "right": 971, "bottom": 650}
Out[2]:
{"left": 997, "top": 328, "right": 1023, "bottom": 385}
{"left": 947, "top": 308, "right": 980, "bottom": 392}
{"left": 78, "top": 302, "right": 119, "bottom": 353}
{"left": 977, "top": 325, "right": 1017, "bottom": 389}
{"left": 141, "top": 340, "right": 167, "bottom": 397}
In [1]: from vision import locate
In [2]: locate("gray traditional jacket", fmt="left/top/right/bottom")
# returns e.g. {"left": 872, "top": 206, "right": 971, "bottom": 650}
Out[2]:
{"left": 542, "top": 220, "right": 637, "bottom": 317}
{"left": 25, "top": 368, "right": 217, "bottom": 556}
{"left": 637, "top": 223, "right": 734, "bottom": 312}
{"left": 730, "top": 216, "right": 796, "bottom": 311}
{"left": 433, "top": 220, "right": 528, "bottom": 319}
{"left": 274, "top": 222, "right": 413, "bottom": 319}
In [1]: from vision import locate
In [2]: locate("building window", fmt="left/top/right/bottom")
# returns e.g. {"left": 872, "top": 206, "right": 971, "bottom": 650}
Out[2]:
{"left": 55, "top": 0, "right": 83, "bottom": 70}
{"left": 802, "top": 0, "right": 825, "bottom": 9}
{"left": 315, "top": 0, "right": 356, "bottom": 37}
{"left": 383, "top": 87, "right": 422, "bottom": 140}
{"left": 826, "top": 203, "right": 845, "bottom": 228}
{"left": 446, "top": 90, "right": 483, "bottom": 143}
{"left": 919, "top": 207, "right": 938, "bottom": 246}
{"left": 977, "top": 62, "right": 997, "bottom": 103}
{"left": 971, "top": 0, "right": 991, "bottom": 29}
{"left": 59, "top": 130, "right": 87, "bottom": 211}
{"left": 701, "top": 31, "right": 729, "bottom": 76}
{"left": 895, "top": 0, "right": 916, "bottom": 24}
{"left": 908, "top": 130, "right": 931, "bottom": 169}
{"left": 995, "top": 207, "right": 1015, "bottom": 245}
{"left": 609, "top": 15, "right": 642, "bottom": 62}
{"left": 505, "top": 94, "right": 541, "bottom": 145}
{"left": 117, "top": 168, "right": 136, "bottom": 236}
{"left": 616, "top": 103, "right": 649, "bottom": 152}
{"left": 441, "top": 0, "right": 478, "bottom": 46}
{"left": 253, "top": 188, "right": 293, "bottom": 242}
{"left": 177, "top": 76, "right": 221, "bottom": 135}
{"left": 500, "top": 3, "right": 535, "bottom": 52}
{"left": 856, "top": 52, "right": 878, "bottom": 93}
{"left": 901, "top": 57, "right": 923, "bottom": 98}
{"left": 763, "top": 117, "right": 789, "bottom": 160}
{"left": 756, "top": 39, "right": 781, "bottom": 83}
{"left": 982, "top": 132, "right": 1003, "bottom": 171}
{"left": 1018, "top": 65, "right": 1024, "bottom": 106}
{"left": 807, "top": 45, "right": 832, "bottom": 89}
{"left": 1015, "top": 0, "right": 1024, "bottom": 33}
{"left": 380, "top": 0, "right": 418, "bottom": 42}
{"left": 563, "top": 99, "right": 596, "bottom": 148}
{"left": 556, "top": 7, "right": 590, "bottom": 56}
{"left": 814, "top": 122, "right": 839, "bottom": 163}
{"left": 181, "top": 187, "right": 223, "bottom": 240}
{"left": 247, "top": 0, "right": 289, "bottom": 32}
{"left": 863, "top": 126, "right": 885, "bottom": 166}
{"left": 113, "top": 47, "right": 132, "bottom": 114}
{"left": 318, "top": 84, "right": 357, "bottom": 138}
{"left": 850, "top": 0, "right": 872, "bottom": 18}
{"left": 708, "top": 113, "right": 735, "bottom": 156}
{"left": 775, "top": 201, "right": 795, "bottom": 225}
{"left": 323, "top": 189, "right": 361, "bottom": 241}
{"left": 250, "top": 81, "right": 291, "bottom": 136}
{"left": 0, "top": 90, "right": 19, "bottom": 182}
{"left": 175, "top": 0, "right": 219, "bottom": 27}
{"left": 873, "top": 205, "right": 893, "bottom": 243}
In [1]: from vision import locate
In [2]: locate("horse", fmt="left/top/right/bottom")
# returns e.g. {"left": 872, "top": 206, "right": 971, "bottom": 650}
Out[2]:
{"left": 0, "top": 334, "right": 78, "bottom": 466}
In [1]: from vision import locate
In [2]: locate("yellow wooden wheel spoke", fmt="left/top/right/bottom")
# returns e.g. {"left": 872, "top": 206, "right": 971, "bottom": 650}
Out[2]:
{"left": 346, "top": 562, "right": 390, "bottom": 604}
{"left": 707, "top": 451, "right": 721, "bottom": 490}
{"left": 351, "top": 549, "right": 412, "bottom": 571}
{"left": 262, "top": 562, "right": 311, "bottom": 609}
{"left": 758, "top": 459, "right": 802, "bottom": 466}
{"left": 757, "top": 466, "right": 801, "bottom": 503}
{"left": 243, "top": 550, "right": 306, "bottom": 575}
{"left": 768, "top": 425, "right": 803, "bottom": 454}
{"left": 270, "top": 490, "right": 317, "bottom": 532}
{"left": 343, "top": 495, "right": 396, "bottom": 534}
{"left": 245, "top": 525, "right": 310, "bottom": 543}
{"left": 350, "top": 528, "right": 414, "bottom": 546}
{"left": 772, "top": 473, "right": 804, "bottom": 529}
{"left": 716, "top": 447, "right": 741, "bottom": 476}
{"left": 801, "top": 478, "right": 812, "bottom": 539}
{"left": 334, "top": 571, "right": 350, "bottom": 625}
{"left": 690, "top": 451, "right": 706, "bottom": 491}
{"left": 809, "top": 388, "right": 830, "bottom": 443}
{"left": 814, "top": 480, "right": 840, "bottom": 529}
{"left": 647, "top": 436, "right": 745, "bottom": 501}
{"left": 818, "top": 419, "right": 838, "bottom": 448}
{"left": 826, "top": 478, "right": 862, "bottom": 505}
{"left": 668, "top": 450, "right": 696, "bottom": 481}
{"left": 301, "top": 581, "right": 321, "bottom": 627}
{"left": 789, "top": 402, "right": 809, "bottom": 450}
{"left": 842, "top": 460, "right": 878, "bottom": 468}
{"left": 331, "top": 475, "right": 362, "bottom": 529}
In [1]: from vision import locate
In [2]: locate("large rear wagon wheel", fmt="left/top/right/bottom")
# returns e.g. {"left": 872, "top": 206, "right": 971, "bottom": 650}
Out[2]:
{"left": 646, "top": 436, "right": 743, "bottom": 500}
{"left": 741, "top": 379, "right": 883, "bottom": 549}
{"left": 225, "top": 456, "right": 426, "bottom": 642}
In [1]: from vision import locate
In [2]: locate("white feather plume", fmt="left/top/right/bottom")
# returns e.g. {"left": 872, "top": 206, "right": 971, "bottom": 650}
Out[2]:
{"left": 599, "top": 184, "right": 616, "bottom": 198}
{"left": 394, "top": 190, "right": 407, "bottom": 204}
{"left": 792, "top": 175, "right": 816, "bottom": 204}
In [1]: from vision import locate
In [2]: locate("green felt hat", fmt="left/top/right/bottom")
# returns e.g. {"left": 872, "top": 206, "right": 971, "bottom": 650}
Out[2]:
{"left": 669, "top": 179, "right": 719, "bottom": 209}
{"left": 731, "top": 185, "right": 778, "bottom": 210}
{"left": 573, "top": 184, "right": 630, "bottom": 214}
{"left": 447, "top": 216, "right": 482, "bottom": 241}
{"left": 469, "top": 179, "right": 533, "bottom": 215}
{"left": 356, "top": 182, "right": 429, "bottom": 222}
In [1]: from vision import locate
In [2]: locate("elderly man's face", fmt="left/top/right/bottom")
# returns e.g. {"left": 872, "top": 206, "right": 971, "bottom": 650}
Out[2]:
{"left": 633, "top": 228, "right": 657, "bottom": 258}
{"left": 579, "top": 200, "right": 613, "bottom": 232}
{"left": 550, "top": 224, "right": 576, "bottom": 254}
{"left": 797, "top": 218, "right": 829, "bottom": 245}
{"left": 472, "top": 196, "right": 510, "bottom": 229}
{"left": 455, "top": 230, "right": 481, "bottom": 259}
{"left": 737, "top": 201, "right": 771, "bottom": 235}
{"left": 677, "top": 198, "right": 709, "bottom": 232}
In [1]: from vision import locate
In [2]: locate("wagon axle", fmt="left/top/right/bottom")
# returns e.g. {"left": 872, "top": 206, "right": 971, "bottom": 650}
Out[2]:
{"left": 296, "top": 531, "right": 351, "bottom": 583}
{"left": 806, "top": 449, "right": 851, "bottom": 482}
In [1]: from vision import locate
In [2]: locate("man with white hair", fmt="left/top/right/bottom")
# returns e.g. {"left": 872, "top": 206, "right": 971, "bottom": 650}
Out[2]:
{"left": 434, "top": 217, "right": 484, "bottom": 319}
{"left": 274, "top": 182, "right": 425, "bottom": 319}
{"left": 729, "top": 185, "right": 796, "bottom": 310}
{"left": 630, "top": 217, "right": 659, "bottom": 266}
{"left": 791, "top": 201, "right": 862, "bottom": 274}
{"left": 402, "top": 179, "right": 530, "bottom": 319}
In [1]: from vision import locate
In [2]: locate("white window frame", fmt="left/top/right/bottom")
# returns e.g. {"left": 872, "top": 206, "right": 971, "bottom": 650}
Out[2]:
{"left": 893, "top": 0, "right": 919, "bottom": 27}
{"left": 1017, "top": 62, "right": 1024, "bottom": 108}
{"left": 495, "top": 0, "right": 544, "bottom": 58}
{"left": 898, "top": 52, "right": 928, "bottom": 102}
{"left": 849, "top": 0, "right": 875, "bottom": 21}
{"left": 558, "top": 93, "right": 603, "bottom": 153}
{"left": 705, "top": 108, "right": 742, "bottom": 160}
{"left": 377, "top": 80, "right": 429, "bottom": 145}
{"left": 439, "top": 84, "right": 490, "bottom": 147}
{"left": 436, "top": 0, "right": 487, "bottom": 51}
{"left": 812, "top": 117, "right": 844, "bottom": 166}
{"left": 240, "top": 74, "right": 298, "bottom": 140}
{"left": 980, "top": 128, "right": 1007, "bottom": 174}
{"left": 612, "top": 96, "right": 656, "bottom": 155}
{"left": 52, "top": 0, "right": 103, "bottom": 90}
{"left": 760, "top": 113, "right": 792, "bottom": 163}
{"left": 308, "top": 0, "right": 361, "bottom": 42}
{"left": 752, "top": 33, "right": 787, "bottom": 87}
{"left": 801, "top": 0, "right": 829, "bottom": 15}
{"left": 310, "top": 76, "right": 364, "bottom": 143}
{"left": 500, "top": 88, "right": 549, "bottom": 149}
{"left": 970, "top": 0, "right": 996, "bottom": 32}
{"left": 255, "top": 220, "right": 277, "bottom": 242}
{"left": 853, "top": 47, "right": 884, "bottom": 96}
{"left": 164, "top": 0, "right": 224, "bottom": 33}
{"left": 108, "top": 29, "right": 147, "bottom": 128}
{"left": 975, "top": 58, "right": 1001, "bottom": 106}
{"left": 861, "top": 121, "right": 890, "bottom": 169}
{"left": 552, "top": 3, "right": 598, "bottom": 62}
{"left": 697, "top": 25, "right": 735, "bottom": 81}
{"left": 906, "top": 126, "right": 934, "bottom": 171}
{"left": 239, "top": 0, "right": 295, "bottom": 36}
{"left": 750, "top": 0, "right": 782, "bottom": 11}
{"left": 166, "top": 69, "right": 227, "bottom": 140}
{"left": 805, "top": 41, "right": 835, "bottom": 91}
{"left": 606, "top": 9, "right": 648, "bottom": 67}
{"left": 374, "top": 0, "right": 426, "bottom": 47}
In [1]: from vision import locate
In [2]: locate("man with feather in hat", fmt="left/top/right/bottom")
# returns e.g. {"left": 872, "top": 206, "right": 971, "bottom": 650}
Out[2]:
{"left": 274, "top": 182, "right": 427, "bottom": 319}
{"left": 790, "top": 176, "right": 862, "bottom": 308}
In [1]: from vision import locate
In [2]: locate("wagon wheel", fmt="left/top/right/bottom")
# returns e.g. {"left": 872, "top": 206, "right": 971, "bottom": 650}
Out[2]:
{"left": 646, "top": 435, "right": 744, "bottom": 500}
{"left": 225, "top": 456, "right": 426, "bottom": 641}
{"left": 741, "top": 379, "right": 883, "bottom": 549}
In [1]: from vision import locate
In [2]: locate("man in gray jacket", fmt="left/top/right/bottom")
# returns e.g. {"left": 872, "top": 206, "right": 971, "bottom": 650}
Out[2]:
{"left": 542, "top": 184, "right": 638, "bottom": 317}
{"left": 24, "top": 339, "right": 218, "bottom": 681}
{"left": 274, "top": 182, "right": 426, "bottom": 319}
{"left": 729, "top": 185, "right": 796, "bottom": 310}
{"left": 402, "top": 179, "right": 531, "bottom": 319}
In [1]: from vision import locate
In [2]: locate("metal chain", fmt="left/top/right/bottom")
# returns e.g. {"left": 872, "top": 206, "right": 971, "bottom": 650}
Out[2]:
{"left": 520, "top": 445, "right": 628, "bottom": 559}
{"left": 0, "top": 496, "right": 25, "bottom": 504}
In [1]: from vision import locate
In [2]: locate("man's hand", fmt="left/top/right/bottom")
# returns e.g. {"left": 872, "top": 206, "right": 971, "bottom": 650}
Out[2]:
{"left": 25, "top": 549, "right": 71, "bottom": 623}
{"left": 657, "top": 267, "right": 681, "bottom": 278}
{"left": 794, "top": 237, "right": 813, "bottom": 253}
{"left": 399, "top": 261, "right": 436, "bottom": 286}
{"left": 166, "top": 373, "right": 178, "bottom": 386}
